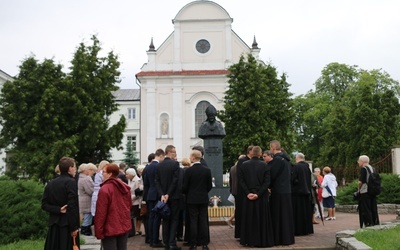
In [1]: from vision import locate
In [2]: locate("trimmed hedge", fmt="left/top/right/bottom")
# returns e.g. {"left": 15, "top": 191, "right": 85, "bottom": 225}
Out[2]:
{"left": 0, "top": 177, "right": 48, "bottom": 245}
{"left": 336, "top": 174, "right": 400, "bottom": 205}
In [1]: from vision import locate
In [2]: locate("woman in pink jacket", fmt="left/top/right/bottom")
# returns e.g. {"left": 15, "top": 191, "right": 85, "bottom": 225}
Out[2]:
{"left": 95, "top": 163, "right": 132, "bottom": 250}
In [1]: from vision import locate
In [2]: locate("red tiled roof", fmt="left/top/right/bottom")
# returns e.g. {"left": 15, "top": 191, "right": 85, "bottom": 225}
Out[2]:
{"left": 136, "top": 69, "right": 229, "bottom": 77}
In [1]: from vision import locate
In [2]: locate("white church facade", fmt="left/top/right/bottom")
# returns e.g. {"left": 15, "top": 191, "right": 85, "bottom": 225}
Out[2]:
{"left": 0, "top": 1, "right": 263, "bottom": 169}
{"left": 136, "top": 0, "right": 260, "bottom": 162}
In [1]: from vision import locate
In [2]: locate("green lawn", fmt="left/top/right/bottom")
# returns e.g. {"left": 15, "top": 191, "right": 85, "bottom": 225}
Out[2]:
{"left": 0, "top": 239, "right": 44, "bottom": 250}
{"left": 354, "top": 225, "right": 400, "bottom": 250}
{"left": 0, "top": 237, "right": 85, "bottom": 250}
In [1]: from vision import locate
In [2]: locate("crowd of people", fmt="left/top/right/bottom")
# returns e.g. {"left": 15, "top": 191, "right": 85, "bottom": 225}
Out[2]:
{"left": 41, "top": 145, "right": 212, "bottom": 250}
{"left": 40, "top": 141, "right": 379, "bottom": 250}
{"left": 229, "top": 141, "right": 379, "bottom": 247}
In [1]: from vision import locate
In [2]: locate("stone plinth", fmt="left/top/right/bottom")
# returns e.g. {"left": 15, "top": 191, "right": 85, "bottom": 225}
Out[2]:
{"left": 203, "top": 138, "right": 224, "bottom": 188}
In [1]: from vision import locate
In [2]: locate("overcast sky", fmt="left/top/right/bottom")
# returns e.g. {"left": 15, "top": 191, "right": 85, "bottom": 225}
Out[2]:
{"left": 1, "top": 0, "right": 399, "bottom": 96}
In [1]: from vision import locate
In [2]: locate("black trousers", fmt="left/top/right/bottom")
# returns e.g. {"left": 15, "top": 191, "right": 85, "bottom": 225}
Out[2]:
{"left": 147, "top": 200, "right": 162, "bottom": 244}
{"left": 101, "top": 232, "right": 128, "bottom": 250}
{"left": 162, "top": 199, "right": 180, "bottom": 247}
{"left": 187, "top": 203, "right": 209, "bottom": 246}
{"left": 176, "top": 208, "right": 184, "bottom": 238}
{"left": 358, "top": 193, "right": 379, "bottom": 228}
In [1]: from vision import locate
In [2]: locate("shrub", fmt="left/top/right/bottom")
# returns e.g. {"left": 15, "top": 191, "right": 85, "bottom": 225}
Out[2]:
{"left": 376, "top": 174, "right": 400, "bottom": 204}
{"left": 336, "top": 174, "right": 400, "bottom": 205}
{"left": 0, "top": 179, "right": 47, "bottom": 245}
{"left": 336, "top": 180, "right": 359, "bottom": 205}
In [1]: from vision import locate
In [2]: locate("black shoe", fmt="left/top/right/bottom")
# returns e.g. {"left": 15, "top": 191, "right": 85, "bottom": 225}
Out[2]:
{"left": 189, "top": 246, "right": 197, "bottom": 250}
{"left": 169, "top": 246, "right": 181, "bottom": 250}
{"left": 81, "top": 226, "right": 92, "bottom": 236}
{"left": 202, "top": 245, "right": 209, "bottom": 250}
{"left": 183, "top": 242, "right": 191, "bottom": 246}
{"left": 176, "top": 237, "right": 183, "bottom": 242}
{"left": 151, "top": 242, "right": 165, "bottom": 248}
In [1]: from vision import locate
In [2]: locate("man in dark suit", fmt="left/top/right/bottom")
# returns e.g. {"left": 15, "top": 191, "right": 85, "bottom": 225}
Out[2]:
{"left": 42, "top": 157, "right": 80, "bottom": 250}
{"left": 183, "top": 150, "right": 212, "bottom": 250}
{"left": 155, "top": 145, "right": 181, "bottom": 250}
{"left": 143, "top": 149, "right": 165, "bottom": 248}
{"left": 188, "top": 145, "right": 210, "bottom": 246}
{"left": 192, "top": 145, "right": 208, "bottom": 168}
{"left": 142, "top": 153, "right": 155, "bottom": 244}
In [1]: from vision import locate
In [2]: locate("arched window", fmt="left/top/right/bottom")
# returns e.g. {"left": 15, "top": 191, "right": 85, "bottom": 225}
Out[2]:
{"left": 195, "top": 101, "right": 211, "bottom": 137}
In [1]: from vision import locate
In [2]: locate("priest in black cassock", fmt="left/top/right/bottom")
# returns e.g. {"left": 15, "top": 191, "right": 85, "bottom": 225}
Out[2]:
{"left": 234, "top": 145, "right": 253, "bottom": 239}
{"left": 269, "top": 140, "right": 295, "bottom": 246}
{"left": 42, "top": 157, "right": 80, "bottom": 250}
{"left": 291, "top": 153, "right": 314, "bottom": 235}
{"left": 237, "top": 146, "right": 274, "bottom": 247}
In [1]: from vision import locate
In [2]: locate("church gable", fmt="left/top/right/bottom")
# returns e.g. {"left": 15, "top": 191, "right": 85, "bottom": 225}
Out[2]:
{"left": 155, "top": 33, "right": 174, "bottom": 67}
{"left": 140, "top": 0, "right": 252, "bottom": 73}
{"left": 174, "top": 1, "right": 231, "bottom": 22}
{"left": 137, "top": 1, "right": 261, "bottom": 163}
{"left": 232, "top": 31, "right": 252, "bottom": 62}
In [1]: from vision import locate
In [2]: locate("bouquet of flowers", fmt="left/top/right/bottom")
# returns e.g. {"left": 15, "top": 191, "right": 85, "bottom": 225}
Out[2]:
{"left": 209, "top": 195, "right": 221, "bottom": 207}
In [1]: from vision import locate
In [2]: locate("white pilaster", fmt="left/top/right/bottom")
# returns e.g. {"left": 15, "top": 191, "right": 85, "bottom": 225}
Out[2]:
{"left": 146, "top": 86, "right": 156, "bottom": 155}
{"left": 173, "top": 22, "right": 182, "bottom": 71}
{"left": 391, "top": 146, "right": 400, "bottom": 175}
{"left": 173, "top": 80, "right": 183, "bottom": 159}
{"left": 225, "top": 20, "right": 232, "bottom": 66}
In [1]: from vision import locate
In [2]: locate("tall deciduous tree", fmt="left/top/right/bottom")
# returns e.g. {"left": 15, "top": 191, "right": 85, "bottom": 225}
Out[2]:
{"left": 343, "top": 71, "right": 400, "bottom": 165}
{"left": 219, "top": 54, "right": 293, "bottom": 170}
{"left": 0, "top": 36, "right": 126, "bottom": 182}
{"left": 292, "top": 62, "right": 400, "bottom": 169}
{"left": 292, "top": 92, "right": 330, "bottom": 161}
{"left": 315, "top": 62, "right": 359, "bottom": 102}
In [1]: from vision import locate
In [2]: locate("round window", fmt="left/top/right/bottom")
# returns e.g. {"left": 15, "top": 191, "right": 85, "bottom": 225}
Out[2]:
{"left": 196, "top": 39, "right": 210, "bottom": 54}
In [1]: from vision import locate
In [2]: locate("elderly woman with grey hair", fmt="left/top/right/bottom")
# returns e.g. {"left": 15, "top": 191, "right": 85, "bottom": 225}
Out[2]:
{"left": 78, "top": 163, "right": 97, "bottom": 235}
{"left": 126, "top": 167, "right": 145, "bottom": 237}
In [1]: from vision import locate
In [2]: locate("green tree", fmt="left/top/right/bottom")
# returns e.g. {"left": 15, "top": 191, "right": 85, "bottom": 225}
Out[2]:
{"left": 292, "top": 92, "right": 330, "bottom": 161}
{"left": 67, "top": 35, "right": 126, "bottom": 164}
{"left": 123, "top": 137, "right": 139, "bottom": 167}
{"left": 219, "top": 54, "right": 293, "bottom": 169}
{"left": 0, "top": 36, "right": 126, "bottom": 182}
{"left": 344, "top": 71, "right": 400, "bottom": 165}
{"left": 315, "top": 62, "right": 359, "bottom": 102}
{"left": 292, "top": 62, "right": 400, "bottom": 168}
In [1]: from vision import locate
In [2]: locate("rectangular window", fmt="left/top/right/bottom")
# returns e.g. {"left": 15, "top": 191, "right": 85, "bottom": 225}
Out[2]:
{"left": 128, "top": 108, "right": 136, "bottom": 119}
{"left": 127, "top": 136, "right": 137, "bottom": 151}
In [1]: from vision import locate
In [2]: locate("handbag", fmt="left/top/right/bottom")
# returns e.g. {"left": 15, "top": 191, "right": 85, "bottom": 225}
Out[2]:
{"left": 140, "top": 203, "right": 148, "bottom": 216}
{"left": 73, "top": 235, "right": 79, "bottom": 250}
{"left": 152, "top": 200, "right": 171, "bottom": 219}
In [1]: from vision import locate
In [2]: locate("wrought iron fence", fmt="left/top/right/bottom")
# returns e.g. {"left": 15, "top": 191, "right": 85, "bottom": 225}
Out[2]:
{"left": 329, "top": 151, "right": 393, "bottom": 186}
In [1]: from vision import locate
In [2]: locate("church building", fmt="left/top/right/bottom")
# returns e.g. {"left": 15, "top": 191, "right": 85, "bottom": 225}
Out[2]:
{"left": 136, "top": 0, "right": 261, "bottom": 162}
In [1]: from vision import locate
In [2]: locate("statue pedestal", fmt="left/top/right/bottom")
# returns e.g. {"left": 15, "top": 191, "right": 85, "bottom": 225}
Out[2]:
{"left": 203, "top": 138, "right": 223, "bottom": 188}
